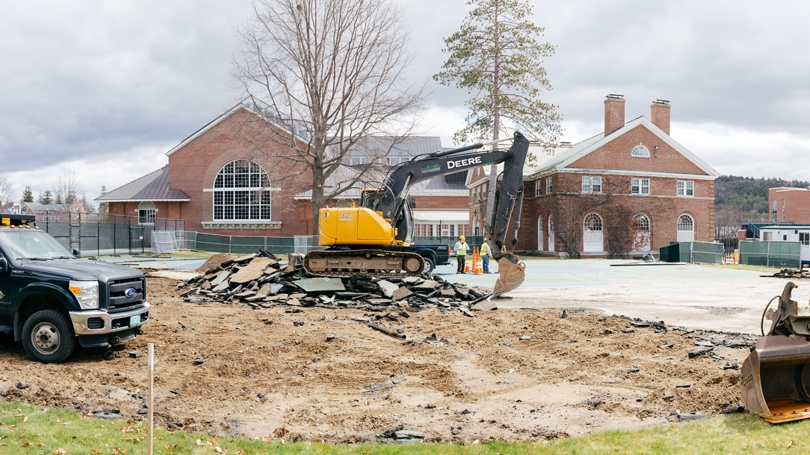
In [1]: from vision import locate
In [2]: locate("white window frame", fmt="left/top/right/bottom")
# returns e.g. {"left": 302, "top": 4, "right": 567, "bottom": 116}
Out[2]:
{"left": 535, "top": 181, "right": 542, "bottom": 196}
{"left": 631, "top": 178, "right": 650, "bottom": 195}
{"left": 546, "top": 177, "right": 552, "bottom": 194}
{"left": 212, "top": 160, "right": 272, "bottom": 222}
{"left": 677, "top": 180, "right": 694, "bottom": 197}
{"left": 137, "top": 201, "right": 156, "bottom": 225}
{"left": 799, "top": 232, "right": 809, "bottom": 246}
{"left": 582, "top": 176, "right": 602, "bottom": 194}
{"left": 631, "top": 144, "right": 650, "bottom": 157}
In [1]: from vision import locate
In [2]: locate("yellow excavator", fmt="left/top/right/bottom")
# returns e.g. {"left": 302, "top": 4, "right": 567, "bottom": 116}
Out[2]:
{"left": 305, "top": 132, "right": 530, "bottom": 297}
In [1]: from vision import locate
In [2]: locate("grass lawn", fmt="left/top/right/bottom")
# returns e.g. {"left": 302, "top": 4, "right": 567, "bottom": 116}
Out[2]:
{"left": 0, "top": 401, "right": 807, "bottom": 454}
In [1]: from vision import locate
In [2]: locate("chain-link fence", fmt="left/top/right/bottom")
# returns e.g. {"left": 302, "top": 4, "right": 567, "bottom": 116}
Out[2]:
{"left": 35, "top": 212, "right": 185, "bottom": 256}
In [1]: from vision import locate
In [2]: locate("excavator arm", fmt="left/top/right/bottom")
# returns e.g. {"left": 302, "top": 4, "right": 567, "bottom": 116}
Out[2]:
{"left": 368, "top": 131, "right": 530, "bottom": 295}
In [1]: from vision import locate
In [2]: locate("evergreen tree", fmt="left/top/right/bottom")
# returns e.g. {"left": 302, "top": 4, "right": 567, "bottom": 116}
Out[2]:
{"left": 22, "top": 186, "right": 34, "bottom": 203}
{"left": 434, "top": 0, "right": 562, "bottom": 221}
{"left": 38, "top": 190, "right": 53, "bottom": 205}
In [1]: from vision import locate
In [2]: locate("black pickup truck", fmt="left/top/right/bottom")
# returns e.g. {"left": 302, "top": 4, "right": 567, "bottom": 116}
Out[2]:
{"left": 0, "top": 214, "right": 150, "bottom": 363}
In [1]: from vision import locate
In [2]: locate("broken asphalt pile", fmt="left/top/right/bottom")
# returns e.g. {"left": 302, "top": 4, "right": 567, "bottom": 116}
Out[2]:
{"left": 764, "top": 268, "right": 810, "bottom": 279}
{"left": 177, "top": 251, "right": 491, "bottom": 323}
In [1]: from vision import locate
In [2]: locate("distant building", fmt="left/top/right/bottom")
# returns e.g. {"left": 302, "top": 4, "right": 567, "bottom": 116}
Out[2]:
{"left": 468, "top": 95, "right": 719, "bottom": 256}
{"left": 97, "top": 104, "right": 471, "bottom": 237}
{"left": 768, "top": 187, "right": 810, "bottom": 224}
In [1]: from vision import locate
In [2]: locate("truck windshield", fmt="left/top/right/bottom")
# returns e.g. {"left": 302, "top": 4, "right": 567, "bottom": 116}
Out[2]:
{"left": 0, "top": 230, "right": 73, "bottom": 260}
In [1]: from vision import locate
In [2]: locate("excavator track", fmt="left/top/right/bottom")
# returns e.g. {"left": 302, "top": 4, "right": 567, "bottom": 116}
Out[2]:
{"left": 304, "top": 249, "right": 425, "bottom": 278}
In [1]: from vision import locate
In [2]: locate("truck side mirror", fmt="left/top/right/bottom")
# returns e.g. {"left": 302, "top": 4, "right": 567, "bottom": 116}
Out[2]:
{"left": 72, "top": 248, "right": 81, "bottom": 258}
{"left": 0, "top": 257, "right": 7, "bottom": 273}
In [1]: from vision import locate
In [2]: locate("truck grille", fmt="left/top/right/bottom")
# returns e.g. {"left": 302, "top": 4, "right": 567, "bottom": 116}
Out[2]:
{"left": 107, "top": 277, "right": 146, "bottom": 313}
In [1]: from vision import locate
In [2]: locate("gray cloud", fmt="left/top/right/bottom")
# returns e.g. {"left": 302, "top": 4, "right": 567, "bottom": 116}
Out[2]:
{"left": 2, "top": 0, "right": 809, "bottom": 201}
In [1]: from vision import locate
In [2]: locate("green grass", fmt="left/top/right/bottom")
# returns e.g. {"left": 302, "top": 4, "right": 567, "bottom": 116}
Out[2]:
{"left": 1, "top": 401, "right": 809, "bottom": 454}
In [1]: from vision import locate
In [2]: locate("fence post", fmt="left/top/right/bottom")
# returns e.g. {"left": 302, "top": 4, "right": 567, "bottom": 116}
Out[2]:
{"left": 767, "top": 241, "right": 771, "bottom": 267}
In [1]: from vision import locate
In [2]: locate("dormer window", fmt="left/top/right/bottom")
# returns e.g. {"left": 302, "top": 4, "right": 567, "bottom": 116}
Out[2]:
{"left": 632, "top": 144, "right": 650, "bottom": 157}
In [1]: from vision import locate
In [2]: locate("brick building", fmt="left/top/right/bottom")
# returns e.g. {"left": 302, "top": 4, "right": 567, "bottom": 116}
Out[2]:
{"left": 768, "top": 187, "right": 810, "bottom": 223}
{"left": 469, "top": 95, "right": 719, "bottom": 257}
{"left": 97, "top": 104, "right": 470, "bottom": 238}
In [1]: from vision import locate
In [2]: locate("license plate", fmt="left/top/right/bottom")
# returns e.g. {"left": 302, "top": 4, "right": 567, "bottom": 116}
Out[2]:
{"left": 130, "top": 315, "right": 141, "bottom": 327}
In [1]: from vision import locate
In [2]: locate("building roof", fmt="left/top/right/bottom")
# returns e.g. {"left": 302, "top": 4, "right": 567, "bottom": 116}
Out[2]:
{"left": 526, "top": 116, "right": 720, "bottom": 180}
{"left": 346, "top": 136, "right": 442, "bottom": 160}
{"left": 95, "top": 166, "right": 190, "bottom": 202}
{"left": 295, "top": 136, "right": 468, "bottom": 200}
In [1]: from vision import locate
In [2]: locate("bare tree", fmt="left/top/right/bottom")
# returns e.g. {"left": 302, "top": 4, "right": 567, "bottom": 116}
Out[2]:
{"left": 0, "top": 173, "right": 12, "bottom": 206}
{"left": 233, "top": 0, "right": 425, "bottom": 235}
{"left": 52, "top": 171, "right": 80, "bottom": 213}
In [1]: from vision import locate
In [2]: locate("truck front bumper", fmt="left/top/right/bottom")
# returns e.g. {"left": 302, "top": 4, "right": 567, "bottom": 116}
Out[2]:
{"left": 69, "top": 302, "right": 150, "bottom": 336}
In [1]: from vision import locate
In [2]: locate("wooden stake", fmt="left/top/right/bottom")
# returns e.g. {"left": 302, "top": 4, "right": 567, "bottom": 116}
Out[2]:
{"left": 148, "top": 343, "right": 154, "bottom": 455}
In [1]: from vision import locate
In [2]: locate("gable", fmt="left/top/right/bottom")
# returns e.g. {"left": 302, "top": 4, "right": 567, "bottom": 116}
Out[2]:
{"left": 568, "top": 124, "right": 708, "bottom": 175}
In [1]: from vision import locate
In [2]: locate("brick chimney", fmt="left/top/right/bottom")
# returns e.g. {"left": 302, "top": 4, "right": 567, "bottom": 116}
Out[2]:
{"left": 651, "top": 99, "right": 670, "bottom": 135}
{"left": 604, "top": 94, "right": 625, "bottom": 135}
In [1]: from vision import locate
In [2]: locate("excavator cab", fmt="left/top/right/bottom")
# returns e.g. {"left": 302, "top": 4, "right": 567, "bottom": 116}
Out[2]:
{"left": 742, "top": 282, "right": 810, "bottom": 423}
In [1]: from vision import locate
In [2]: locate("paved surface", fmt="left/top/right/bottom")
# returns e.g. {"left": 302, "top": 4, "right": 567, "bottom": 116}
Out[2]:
{"left": 439, "top": 259, "right": 801, "bottom": 335}
{"left": 101, "top": 253, "right": 800, "bottom": 335}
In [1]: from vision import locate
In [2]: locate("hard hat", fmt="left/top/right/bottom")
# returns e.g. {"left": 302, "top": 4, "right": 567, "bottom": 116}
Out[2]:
{"left": 459, "top": 235, "right": 465, "bottom": 240}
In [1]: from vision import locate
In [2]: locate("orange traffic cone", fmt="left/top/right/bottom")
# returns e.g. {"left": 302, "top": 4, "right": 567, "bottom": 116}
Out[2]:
{"left": 464, "top": 254, "right": 472, "bottom": 273}
{"left": 474, "top": 248, "right": 483, "bottom": 275}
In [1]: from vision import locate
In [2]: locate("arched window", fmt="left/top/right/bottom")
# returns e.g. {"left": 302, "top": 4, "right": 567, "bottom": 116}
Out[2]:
{"left": 213, "top": 160, "right": 272, "bottom": 221}
{"left": 633, "top": 214, "right": 650, "bottom": 231}
{"left": 138, "top": 201, "right": 156, "bottom": 225}
{"left": 584, "top": 213, "right": 603, "bottom": 231}
{"left": 677, "top": 214, "right": 694, "bottom": 242}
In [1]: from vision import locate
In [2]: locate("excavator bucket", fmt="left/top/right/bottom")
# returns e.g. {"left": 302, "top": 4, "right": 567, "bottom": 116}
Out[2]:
{"left": 492, "top": 257, "right": 525, "bottom": 297}
{"left": 741, "top": 336, "right": 810, "bottom": 423}
{"left": 741, "top": 282, "right": 810, "bottom": 423}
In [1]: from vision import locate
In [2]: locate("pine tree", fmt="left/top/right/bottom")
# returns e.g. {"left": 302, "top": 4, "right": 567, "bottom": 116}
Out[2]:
{"left": 434, "top": 0, "right": 562, "bottom": 221}
{"left": 38, "top": 190, "right": 53, "bottom": 205}
{"left": 22, "top": 186, "right": 34, "bottom": 203}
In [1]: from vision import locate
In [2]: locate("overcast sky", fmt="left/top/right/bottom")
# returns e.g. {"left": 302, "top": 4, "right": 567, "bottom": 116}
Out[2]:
{"left": 2, "top": 0, "right": 810, "bottom": 205}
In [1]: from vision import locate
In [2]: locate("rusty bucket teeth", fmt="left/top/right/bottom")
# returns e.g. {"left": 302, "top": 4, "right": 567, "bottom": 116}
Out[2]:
{"left": 493, "top": 258, "right": 525, "bottom": 297}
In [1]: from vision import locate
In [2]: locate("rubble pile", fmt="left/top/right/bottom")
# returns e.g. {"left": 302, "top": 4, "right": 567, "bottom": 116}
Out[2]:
{"left": 766, "top": 268, "right": 810, "bottom": 279}
{"left": 177, "top": 250, "right": 492, "bottom": 313}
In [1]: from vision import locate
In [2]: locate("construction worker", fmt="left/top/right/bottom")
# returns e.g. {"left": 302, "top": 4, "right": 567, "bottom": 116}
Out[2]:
{"left": 454, "top": 235, "right": 469, "bottom": 274}
{"left": 480, "top": 239, "right": 492, "bottom": 273}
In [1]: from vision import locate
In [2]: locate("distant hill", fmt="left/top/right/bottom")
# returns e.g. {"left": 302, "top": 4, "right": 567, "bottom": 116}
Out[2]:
{"left": 715, "top": 175, "right": 809, "bottom": 225}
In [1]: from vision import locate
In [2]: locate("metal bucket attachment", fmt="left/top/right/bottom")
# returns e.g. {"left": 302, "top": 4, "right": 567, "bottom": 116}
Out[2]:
{"left": 741, "top": 335, "right": 810, "bottom": 423}
{"left": 493, "top": 258, "right": 525, "bottom": 297}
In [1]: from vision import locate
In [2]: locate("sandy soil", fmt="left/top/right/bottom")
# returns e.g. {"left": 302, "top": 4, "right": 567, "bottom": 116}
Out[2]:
{"left": 0, "top": 276, "right": 756, "bottom": 443}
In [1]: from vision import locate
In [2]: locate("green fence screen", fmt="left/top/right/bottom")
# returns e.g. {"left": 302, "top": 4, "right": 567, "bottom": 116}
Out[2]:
{"left": 739, "top": 241, "right": 800, "bottom": 268}
{"left": 659, "top": 241, "right": 723, "bottom": 264}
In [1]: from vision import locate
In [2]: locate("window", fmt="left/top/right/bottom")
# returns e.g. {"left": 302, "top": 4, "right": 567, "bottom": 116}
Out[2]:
{"left": 535, "top": 181, "right": 542, "bottom": 196}
{"left": 632, "top": 144, "right": 650, "bottom": 157}
{"left": 677, "top": 214, "right": 693, "bottom": 231}
{"left": 213, "top": 160, "right": 272, "bottom": 221}
{"left": 800, "top": 232, "right": 809, "bottom": 245}
{"left": 782, "top": 198, "right": 786, "bottom": 222}
{"left": 772, "top": 199, "right": 778, "bottom": 222}
{"left": 633, "top": 214, "right": 650, "bottom": 231}
{"left": 546, "top": 177, "right": 552, "bottom": 194}
{"left": 582, "top": 176, "right": 602, "bottom": 194}
{"left": 138, "top": 201, "right": 156, "bottom": 225}
{"left": 631, "top": 178, "right": 650, "bottom": 195}
{"left": 677, "top": 181, "right": 694, "bottom": 197}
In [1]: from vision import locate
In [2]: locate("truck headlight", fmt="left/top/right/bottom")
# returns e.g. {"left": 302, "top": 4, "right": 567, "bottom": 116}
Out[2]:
{"left": 69, "top": 281, "right": 99, "bottom": 309}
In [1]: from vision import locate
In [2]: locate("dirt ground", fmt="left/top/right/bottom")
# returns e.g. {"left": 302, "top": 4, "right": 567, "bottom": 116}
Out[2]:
{"left": 0, "top": 276, "right": 757, "bottom": 443}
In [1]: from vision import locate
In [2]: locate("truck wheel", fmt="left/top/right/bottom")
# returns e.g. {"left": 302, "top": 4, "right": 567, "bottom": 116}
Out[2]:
{"left": 422, "top": 257, "right": 435, "bottom": 275}
{"left": 22, "top": 310, "right": 76, "bottom": 363}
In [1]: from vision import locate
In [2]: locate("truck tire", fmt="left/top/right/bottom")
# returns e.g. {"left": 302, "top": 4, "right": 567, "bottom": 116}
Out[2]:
{"left": 422, "top": 256, "right": 435, "bottom": 275}
{"left": 22, "top": 310, "right": 76, "bottom": 363}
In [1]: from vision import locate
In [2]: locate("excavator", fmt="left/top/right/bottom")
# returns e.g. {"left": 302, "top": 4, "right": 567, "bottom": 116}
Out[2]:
{"left": 742, "top": 281, "right": 810, "bottom": 423}
{"left": 304, "top": 131, "right": 530, "bottom": 297}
